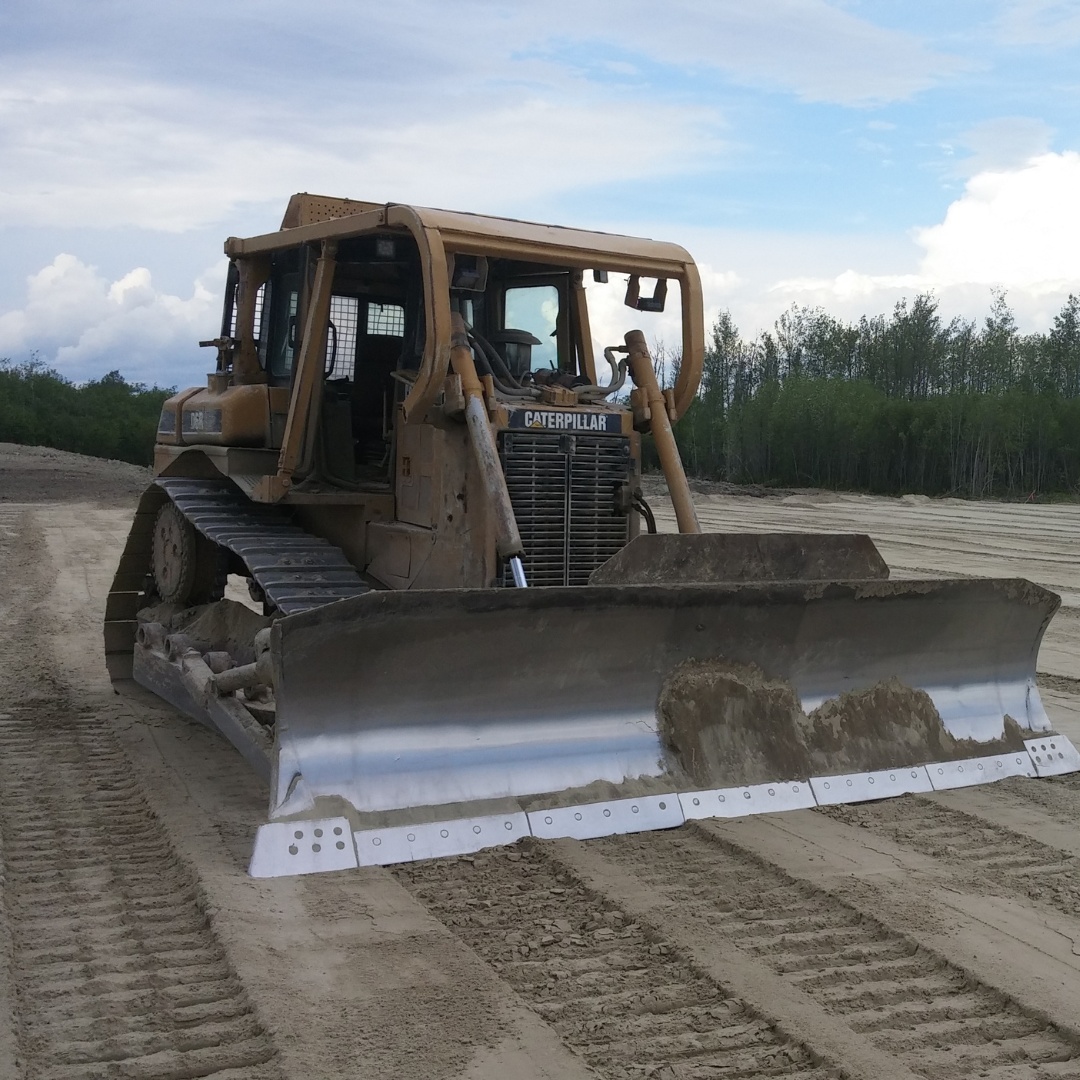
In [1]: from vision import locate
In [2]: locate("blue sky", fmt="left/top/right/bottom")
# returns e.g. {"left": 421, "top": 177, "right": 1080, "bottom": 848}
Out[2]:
{"left": 2, "top": 0, "right": 1079, "bottom": 386}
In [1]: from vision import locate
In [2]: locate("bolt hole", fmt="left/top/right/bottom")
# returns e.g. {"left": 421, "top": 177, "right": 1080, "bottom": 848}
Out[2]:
{"left": 288, "top": 844, "right": 298, "bottom": 855}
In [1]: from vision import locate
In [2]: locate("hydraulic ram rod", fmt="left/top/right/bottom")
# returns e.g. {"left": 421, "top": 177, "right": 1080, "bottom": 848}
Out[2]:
{"left": 625, "top": 329, "right": 700, "bottom": 535}
{"left": 449, "top": 312, "right": 527, "bottom": 578}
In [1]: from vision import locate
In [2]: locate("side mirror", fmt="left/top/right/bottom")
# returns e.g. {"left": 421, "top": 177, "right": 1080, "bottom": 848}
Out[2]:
{"left": 447, "top": 253, "right": 489, "bottom": 292}
{"left": 624, "top": 275, "right": 668, "bottom": 313}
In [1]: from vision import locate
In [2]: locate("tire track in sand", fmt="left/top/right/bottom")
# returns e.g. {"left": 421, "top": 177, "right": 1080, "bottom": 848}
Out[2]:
{"left": 984, "top": 773, "right": 1080, "bottom": 831}
{"left": 591, "top": 826, "right": 1080, "bottom": 1080}
{"left": 821, "top": 797, "right": 1080, "bottom": 920}
{"left": 0, "top": 702, "right": 281, "bottom": 1080}
{"left": 396, "top": 846, "right": 836, "bottom": 1080}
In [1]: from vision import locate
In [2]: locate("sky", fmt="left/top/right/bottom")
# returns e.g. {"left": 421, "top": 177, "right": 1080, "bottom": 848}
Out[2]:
{"left": 2, "top": 0, "right": 1080, "bottom": 387}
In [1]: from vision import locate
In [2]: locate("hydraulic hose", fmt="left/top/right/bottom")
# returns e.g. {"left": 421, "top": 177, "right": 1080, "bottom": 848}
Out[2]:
{"left": 469, "top": 329, "right": 540, "bottom": 399}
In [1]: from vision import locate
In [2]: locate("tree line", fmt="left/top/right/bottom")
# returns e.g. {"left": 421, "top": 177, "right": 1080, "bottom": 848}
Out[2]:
{"left": 0, "top": 357, "right": 172, "bottom": 466}
{"left": 5, "top": 290, "right": 1080, "bottom": 497}
{"left": 672, "top": 291, "right": 1080, "bottom": 497}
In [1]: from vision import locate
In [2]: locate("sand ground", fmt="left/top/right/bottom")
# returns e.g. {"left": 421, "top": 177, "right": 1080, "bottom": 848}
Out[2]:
{"left": 3, "top": 444, "right": 1080, "bottom": 1080}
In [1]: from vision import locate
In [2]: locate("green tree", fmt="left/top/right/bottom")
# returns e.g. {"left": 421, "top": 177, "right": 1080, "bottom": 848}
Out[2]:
{"left": 0, "top": 358, "right": 173, "bottom": 466}
{"left": 674, "top": 292, "right": 1080, "bottom": 499}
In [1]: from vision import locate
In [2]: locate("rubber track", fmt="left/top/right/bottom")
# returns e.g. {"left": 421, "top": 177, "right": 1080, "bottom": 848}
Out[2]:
{"left": 822, "top": 796, "right": 1080, "bottom": 919}
{"left": 156, "top": 477, "right": 370, "bottom": 615}
{"left": 0, "top": 706, "right": 281, "bottom": 1080}
{"left": 395, "top": 847, "right": 835, "bottom": 1080}
{"left": 595, "top": 827, "right": 1080, "bottom": 1080}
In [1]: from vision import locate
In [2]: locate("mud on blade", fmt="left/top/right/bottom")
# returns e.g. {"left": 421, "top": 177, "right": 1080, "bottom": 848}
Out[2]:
{"left": 269, "top": 577, "right": 1058, "bottom": 821}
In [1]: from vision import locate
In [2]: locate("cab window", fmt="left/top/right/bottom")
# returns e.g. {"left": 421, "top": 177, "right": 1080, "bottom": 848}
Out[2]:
{"left": 266, "top": 267, "right": 299, "bottom": 380}
{"left": 504, "top": 285, "right": 559, "bottom": 371}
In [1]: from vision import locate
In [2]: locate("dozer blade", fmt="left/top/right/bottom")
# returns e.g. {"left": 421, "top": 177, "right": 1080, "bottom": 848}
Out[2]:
{"left": 246, "top": 576, "right": 1080, "bottom": 876}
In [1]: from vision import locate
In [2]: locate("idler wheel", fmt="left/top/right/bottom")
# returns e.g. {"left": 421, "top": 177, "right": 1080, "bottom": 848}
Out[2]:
{"left": 152, "top": 503, "right": 199, "bottom": 603}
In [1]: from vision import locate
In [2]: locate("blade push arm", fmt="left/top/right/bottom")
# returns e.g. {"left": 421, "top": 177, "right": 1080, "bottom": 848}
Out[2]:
{"left": 625, "top": 330, "right": 700, "bottom": 535}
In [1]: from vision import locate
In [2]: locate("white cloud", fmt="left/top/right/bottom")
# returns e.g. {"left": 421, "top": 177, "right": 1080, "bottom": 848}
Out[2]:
{"left": 582, "top": 0, "right": 965, "bottom": 104}
{"left": 0, "top": 255, "right": 223, "bottom": 385}
{"left": 757, "top": 152, "right": 1080, "bottom": 330}
{"left": 351, "top": 0, "right": 966, "bottom": 105}
{"left": 996, "top": 1, "right": 1080, "bottom": 44}
{"left": 948, "top": 116, "right": 1054, "bottom": 177}
{"left": 345, "top": 99, "right": 726, "bottom": 209}
{"left": 14, "top": 1, "right": 965, "bottom": 106}
{"left": 338, "top": 1, "right": 964, "bottom": 105}
{"left": 0, "top": 67, "right": 725, "bottom": 232}
{"left": 917, "top": 152, "right": 1080, "bottom": 288}
{"left": 0, "top": 1, "right": 963, "bottom": 237}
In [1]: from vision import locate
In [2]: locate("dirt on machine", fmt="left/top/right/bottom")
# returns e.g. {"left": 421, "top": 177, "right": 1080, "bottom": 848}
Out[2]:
{"left": 103, "top": 193, "right": 1078, "bottom": 878}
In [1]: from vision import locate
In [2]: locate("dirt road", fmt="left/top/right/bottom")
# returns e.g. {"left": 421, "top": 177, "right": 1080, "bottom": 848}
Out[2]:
{"left": 3, "top": 445, "right": 1080, "bottom": 1080}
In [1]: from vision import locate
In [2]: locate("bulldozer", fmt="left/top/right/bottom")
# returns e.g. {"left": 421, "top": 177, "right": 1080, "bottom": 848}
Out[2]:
{"left": 105, "top": 194, "right": 1080, "bottom": 878}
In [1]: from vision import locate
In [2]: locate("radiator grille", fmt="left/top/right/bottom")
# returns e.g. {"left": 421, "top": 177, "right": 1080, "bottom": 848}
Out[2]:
{"left": 500, "top": 432, "right": 632, "bottom": 586}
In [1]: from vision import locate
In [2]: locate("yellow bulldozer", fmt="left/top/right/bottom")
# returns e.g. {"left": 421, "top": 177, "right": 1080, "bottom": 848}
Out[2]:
{"left": 105, "top": 194, "right": 1079, "bottom": 877}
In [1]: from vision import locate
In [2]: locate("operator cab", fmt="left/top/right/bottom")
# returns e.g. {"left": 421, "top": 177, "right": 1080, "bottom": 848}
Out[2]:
{"left": 218, "top": 203, "right": 685, "bottom": 498}
{"left": 235, "top": 242, "right": 601, "bottom": 489}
